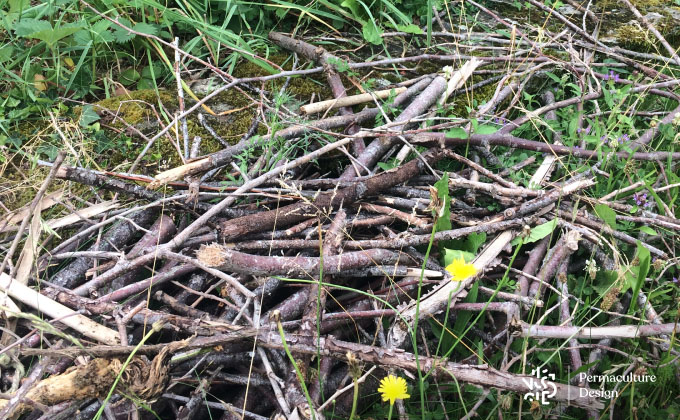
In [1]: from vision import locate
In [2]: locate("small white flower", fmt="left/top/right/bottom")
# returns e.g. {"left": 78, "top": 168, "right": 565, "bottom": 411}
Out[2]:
{"left": 585, "top": 259, "right": 598, "bottom": 280}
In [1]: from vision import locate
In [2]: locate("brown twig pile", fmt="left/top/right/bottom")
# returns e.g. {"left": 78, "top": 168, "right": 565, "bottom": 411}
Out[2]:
{"left": 2, "top": 5, "right": 680, "bottom": 418}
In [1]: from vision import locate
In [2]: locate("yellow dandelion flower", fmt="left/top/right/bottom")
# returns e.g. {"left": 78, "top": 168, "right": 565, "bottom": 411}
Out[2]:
{"left": 445, "top": 257, "right": 478, "bottom": 281}
{"left": 378, "top": 375, "right": 410, "bottom": 405}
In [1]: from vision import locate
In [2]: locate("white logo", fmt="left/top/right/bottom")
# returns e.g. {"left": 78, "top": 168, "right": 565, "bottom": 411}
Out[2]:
{"left": 522, "top": 368, "right": 557, "bottom": 405}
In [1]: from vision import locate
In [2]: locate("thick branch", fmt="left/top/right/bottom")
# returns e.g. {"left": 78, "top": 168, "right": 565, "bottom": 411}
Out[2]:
{"left": 218, "top": 148, "right": 444, "bottom": 240}
{"left": 197, "top": 244, "right": 401, "bottom": 277}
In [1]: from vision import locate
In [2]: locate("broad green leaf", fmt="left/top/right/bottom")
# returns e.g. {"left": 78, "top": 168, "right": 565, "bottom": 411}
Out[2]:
{"left": 583, "top": 134, "right": 599, "bottom": 146}
{"left": 92, "top": 19, "right": 112, "bottom": 34}
{"left": 4, "top": 97, "right": 20, "bottom": 108}
{"left": 21, "top": 22, "right": 85, "bottom": 46}
{"left": 120, "top": 69, "right": 141, "bottom": 86}
{"left": 511, "top": 219, "right": 556, "bottom": 245}
{"left": 141, "top": 61, "right": 165, "bottom": 79}
{"left": 69, "top": 65, "right": 93, "bottom": 98}
{"left": 377, "top": 161, "right": 397, "bottom": 171}
{"left": 79, "top": 105, "right": 100, "bottom": 127}
{"left": 441, "top": 233, "right": 487, "bottom": 257}
{"left": 466, "top": 232, "right": 487, "bottom": 254}
{"left": 594, "top": 203, "right": 617, "bottom": 230}
{"left": 73, "top": 29, "right": 91, "bottom": 46}
{"left": 0, "top": 45, "right": 14, "bottom": 63}
{"left": 37, "top": 144, "right": 58, "bottom": 160}
{"left": 113, "top": 19, "right": 135, "bottom": 43}
{"left": 133, "top": 22, "right": 159, "bottom": 36}
{"left": 475, "top": 124, "right": 498, "bottom": 135}
{"left": 137, "top": 78, "right": 156, "bottom": 90}
{"left": 592, "top": 275, "right": 616, "bottom": 297}
{"left": 639, "top": 226, "right": 658, "bottom": 235}
{"left": 362, "top": 22, "right": 382, "bottom": 45}
{"left": 658, "top": 123, "right": 675, "bottom": 144}
{"left": 616, "top": 114, "right": 633, "bottom": 126}
{"left": 442, "top": 248, "right": 475, "bottom": 268}
{"left": 14, "top": 19, "right": 51, "bottom": 37}
{"left": 275, "top": 7, "right": 288, "bottom": 18}
{"left": 544, "top": 71, "right": 561, "bottom": 84}
{"left": 446, "top": 127, "right": 468, "bottom": 139}
{"left": 396, "top": 24, "right": 423, "bottom": 34}
{"left": 88, "top": 20, "right": 115, "bottom": 43}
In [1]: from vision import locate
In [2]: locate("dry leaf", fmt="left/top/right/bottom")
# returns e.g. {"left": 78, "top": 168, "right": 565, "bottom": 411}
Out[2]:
{"left": 34, "top": 74, "right": 47, "bottom": 91}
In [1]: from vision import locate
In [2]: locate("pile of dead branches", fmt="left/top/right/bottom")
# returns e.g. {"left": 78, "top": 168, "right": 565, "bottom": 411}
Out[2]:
{"left": 2, "top": 3, "right": 680, "bottom": 418}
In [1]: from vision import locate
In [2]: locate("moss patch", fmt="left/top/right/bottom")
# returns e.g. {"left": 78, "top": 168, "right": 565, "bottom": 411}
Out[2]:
{"left": 232, "top": 54, "right": 332, "bottom": 102}
{"left": 616, "top": 23, "right": 654, "bottom": 48}
{"left": 93, "top": 89, "right": 178, "bottom": 128}
{"left": 446, "top": 75, "right": 499, "bottom": 119}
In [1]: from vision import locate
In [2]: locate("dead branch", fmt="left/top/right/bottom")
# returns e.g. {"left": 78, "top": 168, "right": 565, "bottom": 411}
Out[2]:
{"left": 197, "top": 244, "right": 401, "bottom": 277}
{"left": 0, "top": 273, "right": 119, "bottom": 345}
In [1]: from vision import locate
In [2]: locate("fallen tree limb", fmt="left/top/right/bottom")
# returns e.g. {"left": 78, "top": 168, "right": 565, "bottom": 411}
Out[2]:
{"left": 197, "top": 244, "right": 401, "bottom": 277}
{"left": 109, "top": 214, "right": 177, "bottom": 291}
{"left": 340, "top": 76, "right": 447, "bottom": 179}
{"left": 517, "top": 320, "right": 680, "bottom": 340}
{"left": 67, "top": 136, "right": 357, "bottom": 298}
{"left": 95, "top": 263, "right": 197, "bottom": 303}
{"left": 0, "top": 273, "right": 119, "bottom": 345}
{"left": 49, "top": 208, "right": 157, "bottom": 289}
{"left": 528, "top": 230, "right": 581, "bottom": 299}
{"left": 218, "top": 147, "right": 444, "bottom": 241}
{"left": 229, "top": 217, "right": 532, "bottom": 250}
{"left": 409, "top": 131, "right": 680, "bottom": 161}
{"left": 299, "top": 87, "right": 407, "bottom": 114}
